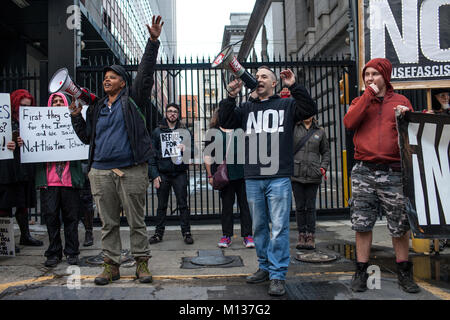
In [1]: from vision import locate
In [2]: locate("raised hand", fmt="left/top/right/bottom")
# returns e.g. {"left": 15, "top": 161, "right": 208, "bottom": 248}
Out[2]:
{"left": 227, "top": 79, "right": 243, "bottom": 98}
{"left": 146, "top": 15, "right": 164, "bottom": 41}
{"left": 280, "top": 69, "right": 296, "bottom": 87}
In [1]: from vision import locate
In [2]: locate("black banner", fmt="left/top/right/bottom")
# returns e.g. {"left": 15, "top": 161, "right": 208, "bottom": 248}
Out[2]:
{"left": 362, "top": 0, "right": 450, "bottom": 83}
{"left": 397, "top": 112, "right": 450, "bottom": 238}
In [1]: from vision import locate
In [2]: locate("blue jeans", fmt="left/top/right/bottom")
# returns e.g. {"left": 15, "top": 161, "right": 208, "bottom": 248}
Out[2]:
{"left": 245, "top": 177, "right": 292, "bottom": 280}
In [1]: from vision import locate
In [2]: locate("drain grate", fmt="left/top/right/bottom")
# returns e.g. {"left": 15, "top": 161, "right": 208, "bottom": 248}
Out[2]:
{"left": 181, "top": 250, "right": 244, "bottom": 269}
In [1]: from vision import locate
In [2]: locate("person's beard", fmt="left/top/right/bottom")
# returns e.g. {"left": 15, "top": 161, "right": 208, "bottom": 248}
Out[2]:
{"left": 167, "top": 117, "right": 177, "bottom": 124}
{"left": 442, "top": 103, "right": 449, "bottom": 110}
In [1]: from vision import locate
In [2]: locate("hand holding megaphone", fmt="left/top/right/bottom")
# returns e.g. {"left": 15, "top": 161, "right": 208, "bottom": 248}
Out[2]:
{"left": 69, "top": 99, "right": 83, "bottom": 116}
{"left": 227, "top": 79, "right": 243, "bottom": 98}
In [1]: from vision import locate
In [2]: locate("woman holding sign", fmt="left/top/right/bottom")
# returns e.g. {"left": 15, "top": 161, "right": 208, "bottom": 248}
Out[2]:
{"left": 0, "top": 89, "right": 43, "bottom": 251}
{"left": 35, "top": 93, "right": 85, "bottom": 268}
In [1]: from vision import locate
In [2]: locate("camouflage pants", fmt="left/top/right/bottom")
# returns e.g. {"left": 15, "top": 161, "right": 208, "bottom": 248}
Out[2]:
{"left": 350, "top": 162, "right": 410, "bottom": 237}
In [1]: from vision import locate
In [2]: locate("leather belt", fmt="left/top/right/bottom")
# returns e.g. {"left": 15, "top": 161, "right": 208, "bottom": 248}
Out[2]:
{"left": 359, "top": 161, "right": 401, "bottom": 172}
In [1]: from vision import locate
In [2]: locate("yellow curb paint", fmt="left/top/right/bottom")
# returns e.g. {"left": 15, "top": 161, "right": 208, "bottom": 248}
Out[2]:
{"left": 79, "top": 274, "right": 252, "bottom": 281}
{"left": 295, "top": 272, "right": 354, "bottom": 277}
{"left": 415, "top": 280, "right": 450, "bottom": 300}
{"left": 0, "top": 276, "right": 56, "bottom": 294}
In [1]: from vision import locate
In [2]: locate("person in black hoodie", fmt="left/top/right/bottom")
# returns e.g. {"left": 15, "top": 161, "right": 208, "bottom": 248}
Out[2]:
{"left": 148, "top": 103, "right": 193, "bottom": 245}
{"left": 70, "top": 15, "right": 164, "bottom": 286}
{"left": 219, "top": 66, "right": 316, "bottom": 296}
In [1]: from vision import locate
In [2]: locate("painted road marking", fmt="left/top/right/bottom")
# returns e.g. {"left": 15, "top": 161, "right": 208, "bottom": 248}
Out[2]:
{"left": 1, "top": 273, "right": 449, "bottom": 300}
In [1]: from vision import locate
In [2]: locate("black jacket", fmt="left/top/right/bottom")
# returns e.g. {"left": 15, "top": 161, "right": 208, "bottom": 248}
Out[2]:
{"left": 0, "top": 120, "right": 35, "bottom": 184}
{"left": 218, "top": 83, "right": 317, "bottom": 178}
{"left": 71, "top": 39, "right": 160, "bottom": 169}
{"left": 149, "top": 118, "right": 190, "bottom": 179}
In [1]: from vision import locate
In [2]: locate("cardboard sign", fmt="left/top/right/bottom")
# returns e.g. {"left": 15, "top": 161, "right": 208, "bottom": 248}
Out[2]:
{"left": 0, "top": 218, "right": 15, "bottom": 257}
{"left": 358, "top": 0, "right": 450, "bottom": 89}
{"left": 19, "top": 106, "right": 88, "bottom": 163}
{"left": 160, "top": 132, "right": 181, "bottom": 158}
{"left": 0, "top": 93, "right": 14, "bottom": 160}
{"left": 397, "top": 112, "right": 450, "bottom": 238}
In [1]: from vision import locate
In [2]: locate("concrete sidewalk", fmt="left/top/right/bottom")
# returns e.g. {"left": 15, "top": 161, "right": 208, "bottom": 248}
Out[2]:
{"left": 1, "top": 219, "right": 449, "bottom": 300}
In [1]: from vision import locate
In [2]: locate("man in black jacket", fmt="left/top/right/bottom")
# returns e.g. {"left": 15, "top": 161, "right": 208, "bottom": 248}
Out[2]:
{"left": 70, "top": 15, "right": 164, "bottom": 286}
{"left": 219, "top": 67, "right": 316, "bottom": 296}
{"left": 148, "top": 103, "right": 193, "bottom": 245}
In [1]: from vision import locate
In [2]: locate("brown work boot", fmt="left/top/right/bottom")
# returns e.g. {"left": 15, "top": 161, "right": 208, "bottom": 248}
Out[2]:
{"left": 296, "top": 233, "right": 307, "bottom": 250}
{"left": 304, "top": 233, "right": 315, "bottom": 250}
{"left": 94, "top": 258, "right": 120, "bottom": 286}
{"left": 135, "top": 256, "right": 153, "bottom": 283}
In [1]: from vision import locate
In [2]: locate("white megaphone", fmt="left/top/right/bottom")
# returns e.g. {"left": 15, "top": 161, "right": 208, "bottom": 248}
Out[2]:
{"left": 211, "top": 45, "right": 258, "bottom": 90}
{"left": 48, "top": 68, "right": 96, "bottom": 108}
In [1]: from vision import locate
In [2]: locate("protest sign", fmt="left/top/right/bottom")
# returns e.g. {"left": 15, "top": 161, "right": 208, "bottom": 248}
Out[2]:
{"left": 358, "top": 0, "right": 450, "bottom": 89}
{"left": 0, "top": 93, "right": 14, "bottom": 160}
{"left": 0, "top": 218, "right": 15, "bottom": 257}
{"left": 19, "top": 106, "right": 88, "bottom": 163}
{"left": 397, "top": 112, "right": 450, "bottom": 238}
{"left": 160, "top": 132, "right": 182, "bottom": 158}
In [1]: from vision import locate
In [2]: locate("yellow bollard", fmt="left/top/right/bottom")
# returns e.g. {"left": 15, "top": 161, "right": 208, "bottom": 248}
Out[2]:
{"left": 411, "top": 233, "right": 430, "bottom": 254}
{"left": 343, "top": 150, "right": 351, "bottom": 207}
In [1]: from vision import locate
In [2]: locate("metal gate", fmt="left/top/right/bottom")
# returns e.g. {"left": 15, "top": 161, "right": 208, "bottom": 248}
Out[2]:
{"left": 1, "top": 58, "right": 429, "bottom": 224}
{"left": 76, "top": 56, "right": 359, "bottom": 223}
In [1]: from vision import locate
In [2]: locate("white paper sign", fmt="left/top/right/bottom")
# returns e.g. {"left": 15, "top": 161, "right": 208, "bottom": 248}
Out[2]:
{"left": 160, "top": 132, "right": 181, "bottom": 158}
{"left": 0, "top": 218, "right": 15, "bottom": 257}
{"left": 0, "top": 93, "right": 14, "bottom": 160}
{"left": 19, "top": 106, "right": 88, "bottom": 163}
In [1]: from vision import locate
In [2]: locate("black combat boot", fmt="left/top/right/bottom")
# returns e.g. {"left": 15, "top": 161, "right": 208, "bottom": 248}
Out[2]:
{"left": 351, "top": 262, "right": 369, "bottom": 292}
{"left": 397, "top": 261, "right": 420, "bottom": 293}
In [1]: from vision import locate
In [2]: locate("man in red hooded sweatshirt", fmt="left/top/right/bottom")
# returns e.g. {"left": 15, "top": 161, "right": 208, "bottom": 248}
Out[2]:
{"left": 343, "top": 58, "right": 420, "bottom": 294}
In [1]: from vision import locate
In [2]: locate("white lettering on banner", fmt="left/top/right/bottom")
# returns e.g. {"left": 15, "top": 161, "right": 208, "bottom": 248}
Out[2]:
{"left": 420, "top": 0, "right": 450, "bottom": 62}
{"left": 0, "top": 93, "right": 13, "bottom": 160}
{"left": 0, "top": 218, "right": 15, "bottom": 257}
{"left": 369, "top": 0, "right": 419, "bottom": 63}
{"left": 369, "top": 0, "right": 450, "bottom": 63}
{"left": 408, "top": 123, "right": 450, "bottom": 225}
{"left": 19, "top": 107, "right": 88, "bottom": 163}
{"left": 246, "top": 110, "right": 285, "bottom": 134}
{"left": 160, "top": 132, "right": 181, "bottom": 158}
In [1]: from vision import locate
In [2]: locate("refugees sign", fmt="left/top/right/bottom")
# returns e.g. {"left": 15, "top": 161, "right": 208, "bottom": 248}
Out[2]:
{"left": 358, "top": 0, "right": 450, "bottom": 89}
{"left": 397, "top": 112, "right": 450, "bottom": 238}
{"left": 160, "top": 132, "right": 182, "bottom": 158}
{"left": 0, "top": 93, "right": 14, "bottom": 160}
{"left": 0, "top": 218, "right": 15, "bottom": 257}
{"left": 19, "top": 106, "right": 88, "bottom": 163}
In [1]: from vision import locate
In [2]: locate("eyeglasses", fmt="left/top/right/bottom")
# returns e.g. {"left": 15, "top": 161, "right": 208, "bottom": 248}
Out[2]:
{"left": 166, "top": 110, "right": 178, "bottom": 114}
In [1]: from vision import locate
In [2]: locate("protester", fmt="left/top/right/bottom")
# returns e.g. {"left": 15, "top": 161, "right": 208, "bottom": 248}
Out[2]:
{"left": 204, "top": 110, "right": 254, "bottom": 249}
{"left": 292, "top": 116, "right": 330, "bottom": 250}
{"left": 148, "top": 103, "right": 194, "bottom": 245}
{"left": 219, "top": 66, "right": 316, "bottom": 296}
{"left": 427, "top": 88, "right": 449, "bottom": 115}
{"left": 70, "top": 15, "right": 164, "bottom": 285}
{"left": 0, "top": 89, "right": 43, "bottom": 252}
{"left": 343, "top": 57, "right": 420, "bottom": 293}
{"left": 36, "top": 93, "right": 84, "bottom": 267}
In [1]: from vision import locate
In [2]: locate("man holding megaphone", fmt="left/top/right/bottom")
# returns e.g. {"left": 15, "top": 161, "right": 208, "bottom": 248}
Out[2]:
{"left": 69, "top": 15, "right": 164, "bottom": 286}
{"left": 219, "top": 67, "right": 317, "bottom": 296}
